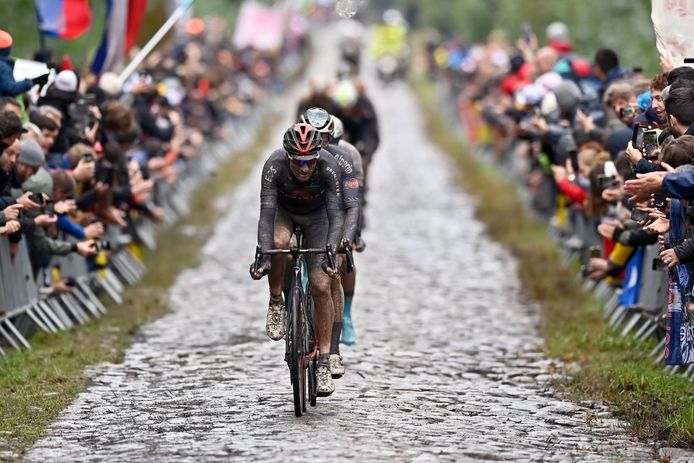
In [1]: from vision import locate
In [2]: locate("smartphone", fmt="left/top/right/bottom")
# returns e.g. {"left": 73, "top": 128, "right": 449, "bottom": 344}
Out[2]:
{"left": 589, "top": 246, "right": 601, "bottom": 259}
{"left": 643, "top": 130, "right": 659, "bottom": 158}
{"left": 652, "top": 258, "right": 667, "bottom": 271}
{"left": 631, "top": 123, "right": 653, "bottom": 151}
{"left": 631, "top": 208, "right": 650, "bottom": 222}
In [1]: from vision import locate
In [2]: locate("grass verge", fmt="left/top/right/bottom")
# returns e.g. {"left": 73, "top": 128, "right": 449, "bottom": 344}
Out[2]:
{"left": 410, "top": 75, "right": 694, "bottom": 448}
{"left": 0, "top": 117, "right": 275, "bottom": 459}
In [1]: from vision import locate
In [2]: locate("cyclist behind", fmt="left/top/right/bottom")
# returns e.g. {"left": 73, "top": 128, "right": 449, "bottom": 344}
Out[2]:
{"left": 296, "top": 75, "right": 334, "bottom": 121}
{"left": 250, "top": 123, "right": 343, "bottom": 396}
{"left": 329, "top": 79, "right": 380, "bottom": 197}
{"left": 300, "top": 108, "right": 361, "bottom": 378}
{"left": 330, "top": 114, "right": 365, "bottom": 346}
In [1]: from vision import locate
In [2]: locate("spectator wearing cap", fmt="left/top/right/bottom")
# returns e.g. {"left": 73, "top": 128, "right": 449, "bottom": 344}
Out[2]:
{"left": 14, "top": 139, "right": 48, "bottom": 193}
{"left": 0, "top": 29, "right": 49, "bottom": 97}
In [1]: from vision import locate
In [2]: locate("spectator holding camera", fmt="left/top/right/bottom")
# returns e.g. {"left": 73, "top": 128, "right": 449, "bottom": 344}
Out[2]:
{"left": 624, "top": 87, "right": 694, "bottom": 202}
{"left": 0, "top": 111, "right": 43, "bottom": 227}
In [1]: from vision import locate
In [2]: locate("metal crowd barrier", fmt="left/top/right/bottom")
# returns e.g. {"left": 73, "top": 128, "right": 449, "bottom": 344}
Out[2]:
{"left": 0, "top": 101, "right": 272, "bottom": 356}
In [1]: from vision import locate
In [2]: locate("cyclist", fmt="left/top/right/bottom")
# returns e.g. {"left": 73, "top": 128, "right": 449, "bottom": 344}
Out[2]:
{"left": 296, "top": 76, "right": 334, "bottom": 121}
{"left": 330, "top": 114, "right": 365, "bottom": 346}
{"left": 299, "top": 107, "right": 361, "bottom": 378}
{"left": 330, "top": 79, "right": 380, "bottom": 197}
{"left": 250, "top": 123, "right": 343, "bottom": 396}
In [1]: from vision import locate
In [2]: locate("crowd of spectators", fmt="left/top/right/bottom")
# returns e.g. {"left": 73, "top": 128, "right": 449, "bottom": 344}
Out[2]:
{"left": 427, "top": 23, "right": 694, "bottom": 366}
{"left": 0, "top": 17, "right": 307, "bottom": 322}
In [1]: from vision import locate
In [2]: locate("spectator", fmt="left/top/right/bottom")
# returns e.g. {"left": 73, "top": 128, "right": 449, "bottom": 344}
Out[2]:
{"left": 0, "top": 30, "right": 48, "bottom": 97}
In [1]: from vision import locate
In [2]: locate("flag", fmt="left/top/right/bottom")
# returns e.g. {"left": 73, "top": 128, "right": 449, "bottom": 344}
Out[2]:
{"left": 651, "top": 0, "right": 694, "bottom": 68}
{"left": 232, "top": 2, "right": 286, "bottom": 51}
{"left": 91, "top": 0, "right": 148, "bottom": 75}
{"left": 35, "top": 0, "right": 92, "bottom": 40}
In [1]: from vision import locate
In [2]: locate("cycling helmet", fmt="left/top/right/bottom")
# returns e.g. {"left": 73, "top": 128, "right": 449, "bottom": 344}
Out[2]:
{"left": 331, "top": 79, "right": 358, "bottom": 108}
{"left": 330, "top": 115, "right": 344, "bottom": 139}
{"left": 300, "top": 107, "right": 334, "bottom": 134}
{"left": 283, "top": 123, "right": 322, "bottom": 159}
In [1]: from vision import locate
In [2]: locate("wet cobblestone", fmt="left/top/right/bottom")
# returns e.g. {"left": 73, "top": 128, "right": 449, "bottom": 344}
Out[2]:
{"left": 25, "top": 38, "right": 692, "bottom": 463}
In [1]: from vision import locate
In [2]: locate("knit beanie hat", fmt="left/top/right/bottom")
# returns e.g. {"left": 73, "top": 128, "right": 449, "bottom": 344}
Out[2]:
{"left": 54, "top": 70, "right": 78, "bottom": 93}
{"left": 17, "top": 139, "right": 45, "bottom": 167}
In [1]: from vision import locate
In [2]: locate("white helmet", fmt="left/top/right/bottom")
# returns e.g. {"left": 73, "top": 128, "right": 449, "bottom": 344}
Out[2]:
{"left": 331, "top": 115, "right": 344, "bottom": 139}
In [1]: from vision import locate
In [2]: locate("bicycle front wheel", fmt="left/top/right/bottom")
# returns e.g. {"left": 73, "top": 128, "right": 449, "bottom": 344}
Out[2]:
{"left": 288, "top": 287, "right": 306, "bottom": 417}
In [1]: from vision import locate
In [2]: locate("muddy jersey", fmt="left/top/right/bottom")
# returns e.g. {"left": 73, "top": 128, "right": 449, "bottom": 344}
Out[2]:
{"left": 325, "top": 144, "right": 361, "bottom": 243}
{"left": 333, "top": 139, "right": 364, "bottom": 185}
{"left": 258, "top": 148, "right": 344, "bottom": 254}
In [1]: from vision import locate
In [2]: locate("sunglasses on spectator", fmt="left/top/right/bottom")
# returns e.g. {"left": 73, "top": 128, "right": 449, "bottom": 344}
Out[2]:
{"left": 620, "top": 106, "right": 642, "bottom": 118}
{"left": 287, "top": 153, "right": 319, "bottom": 168}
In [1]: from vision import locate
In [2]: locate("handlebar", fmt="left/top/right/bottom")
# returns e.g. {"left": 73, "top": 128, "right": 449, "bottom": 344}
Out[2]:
{"left": 252, "top": 245, "right": 336, "bottom": 274}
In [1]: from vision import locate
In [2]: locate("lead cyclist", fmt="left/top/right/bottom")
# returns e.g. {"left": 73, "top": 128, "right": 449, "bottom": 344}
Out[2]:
{"left": 250, "top": 123, "right": 343, "bottom": 396}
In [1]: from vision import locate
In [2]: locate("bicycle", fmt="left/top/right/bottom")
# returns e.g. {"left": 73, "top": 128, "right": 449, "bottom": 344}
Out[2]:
{"left": 252, "top": 227, "right": 335, "bottom": 417}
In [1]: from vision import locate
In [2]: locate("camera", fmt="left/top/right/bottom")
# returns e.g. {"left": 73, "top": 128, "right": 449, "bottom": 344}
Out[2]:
{"left": 620, "top": 105, "right": 641, "bottom": 119}
{"left": 67, "top": 93, "right": 98, "bottom": 134}
{"left": 29, "top": 191, "right": 45, "bottom": 205}
{"left": 94, "top": 164, "right": 114, "bottom": 184}
{"left": 597, "top": 174, "right": 619, "bottom": 190}
{"left": 93, "top": 240, "right": 111, "bottom": 252}
{"left": 581, "top": 246, "right": 601, "bottom": 277}
{"left": 44, "top": 199, "right": 54, "bottom": 218}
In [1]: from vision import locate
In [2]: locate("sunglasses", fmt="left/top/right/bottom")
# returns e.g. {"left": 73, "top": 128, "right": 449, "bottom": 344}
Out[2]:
{"left": 288, "top": 153, "right": 319, "bottom": 168}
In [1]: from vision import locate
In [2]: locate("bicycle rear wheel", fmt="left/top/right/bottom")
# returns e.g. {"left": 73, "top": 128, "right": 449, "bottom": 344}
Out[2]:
{"left": 306, "top": 285, "right": 317, "bottom": 407}
{"left": 288, "top": 287, "right": 306, "bottom": 417}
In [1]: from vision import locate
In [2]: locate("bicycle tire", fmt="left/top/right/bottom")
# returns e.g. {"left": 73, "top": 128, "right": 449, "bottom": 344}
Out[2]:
{"left": 289, "top": 287, "right": 306, "bottom": 417}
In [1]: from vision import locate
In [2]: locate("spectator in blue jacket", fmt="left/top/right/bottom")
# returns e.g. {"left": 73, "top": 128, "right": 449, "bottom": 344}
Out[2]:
{"left": 0, "top": 30, "right": 48, "bottom": 98}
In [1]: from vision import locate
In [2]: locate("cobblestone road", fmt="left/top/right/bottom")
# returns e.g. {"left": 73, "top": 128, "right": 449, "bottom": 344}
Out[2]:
{"left": 25, "top": 31, "right": 689, "bottom": 463}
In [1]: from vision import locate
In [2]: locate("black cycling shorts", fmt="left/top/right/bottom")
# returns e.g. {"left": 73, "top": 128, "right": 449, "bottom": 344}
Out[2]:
{"left": 274, "top": 207, "right": 329, "bottom": 272}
